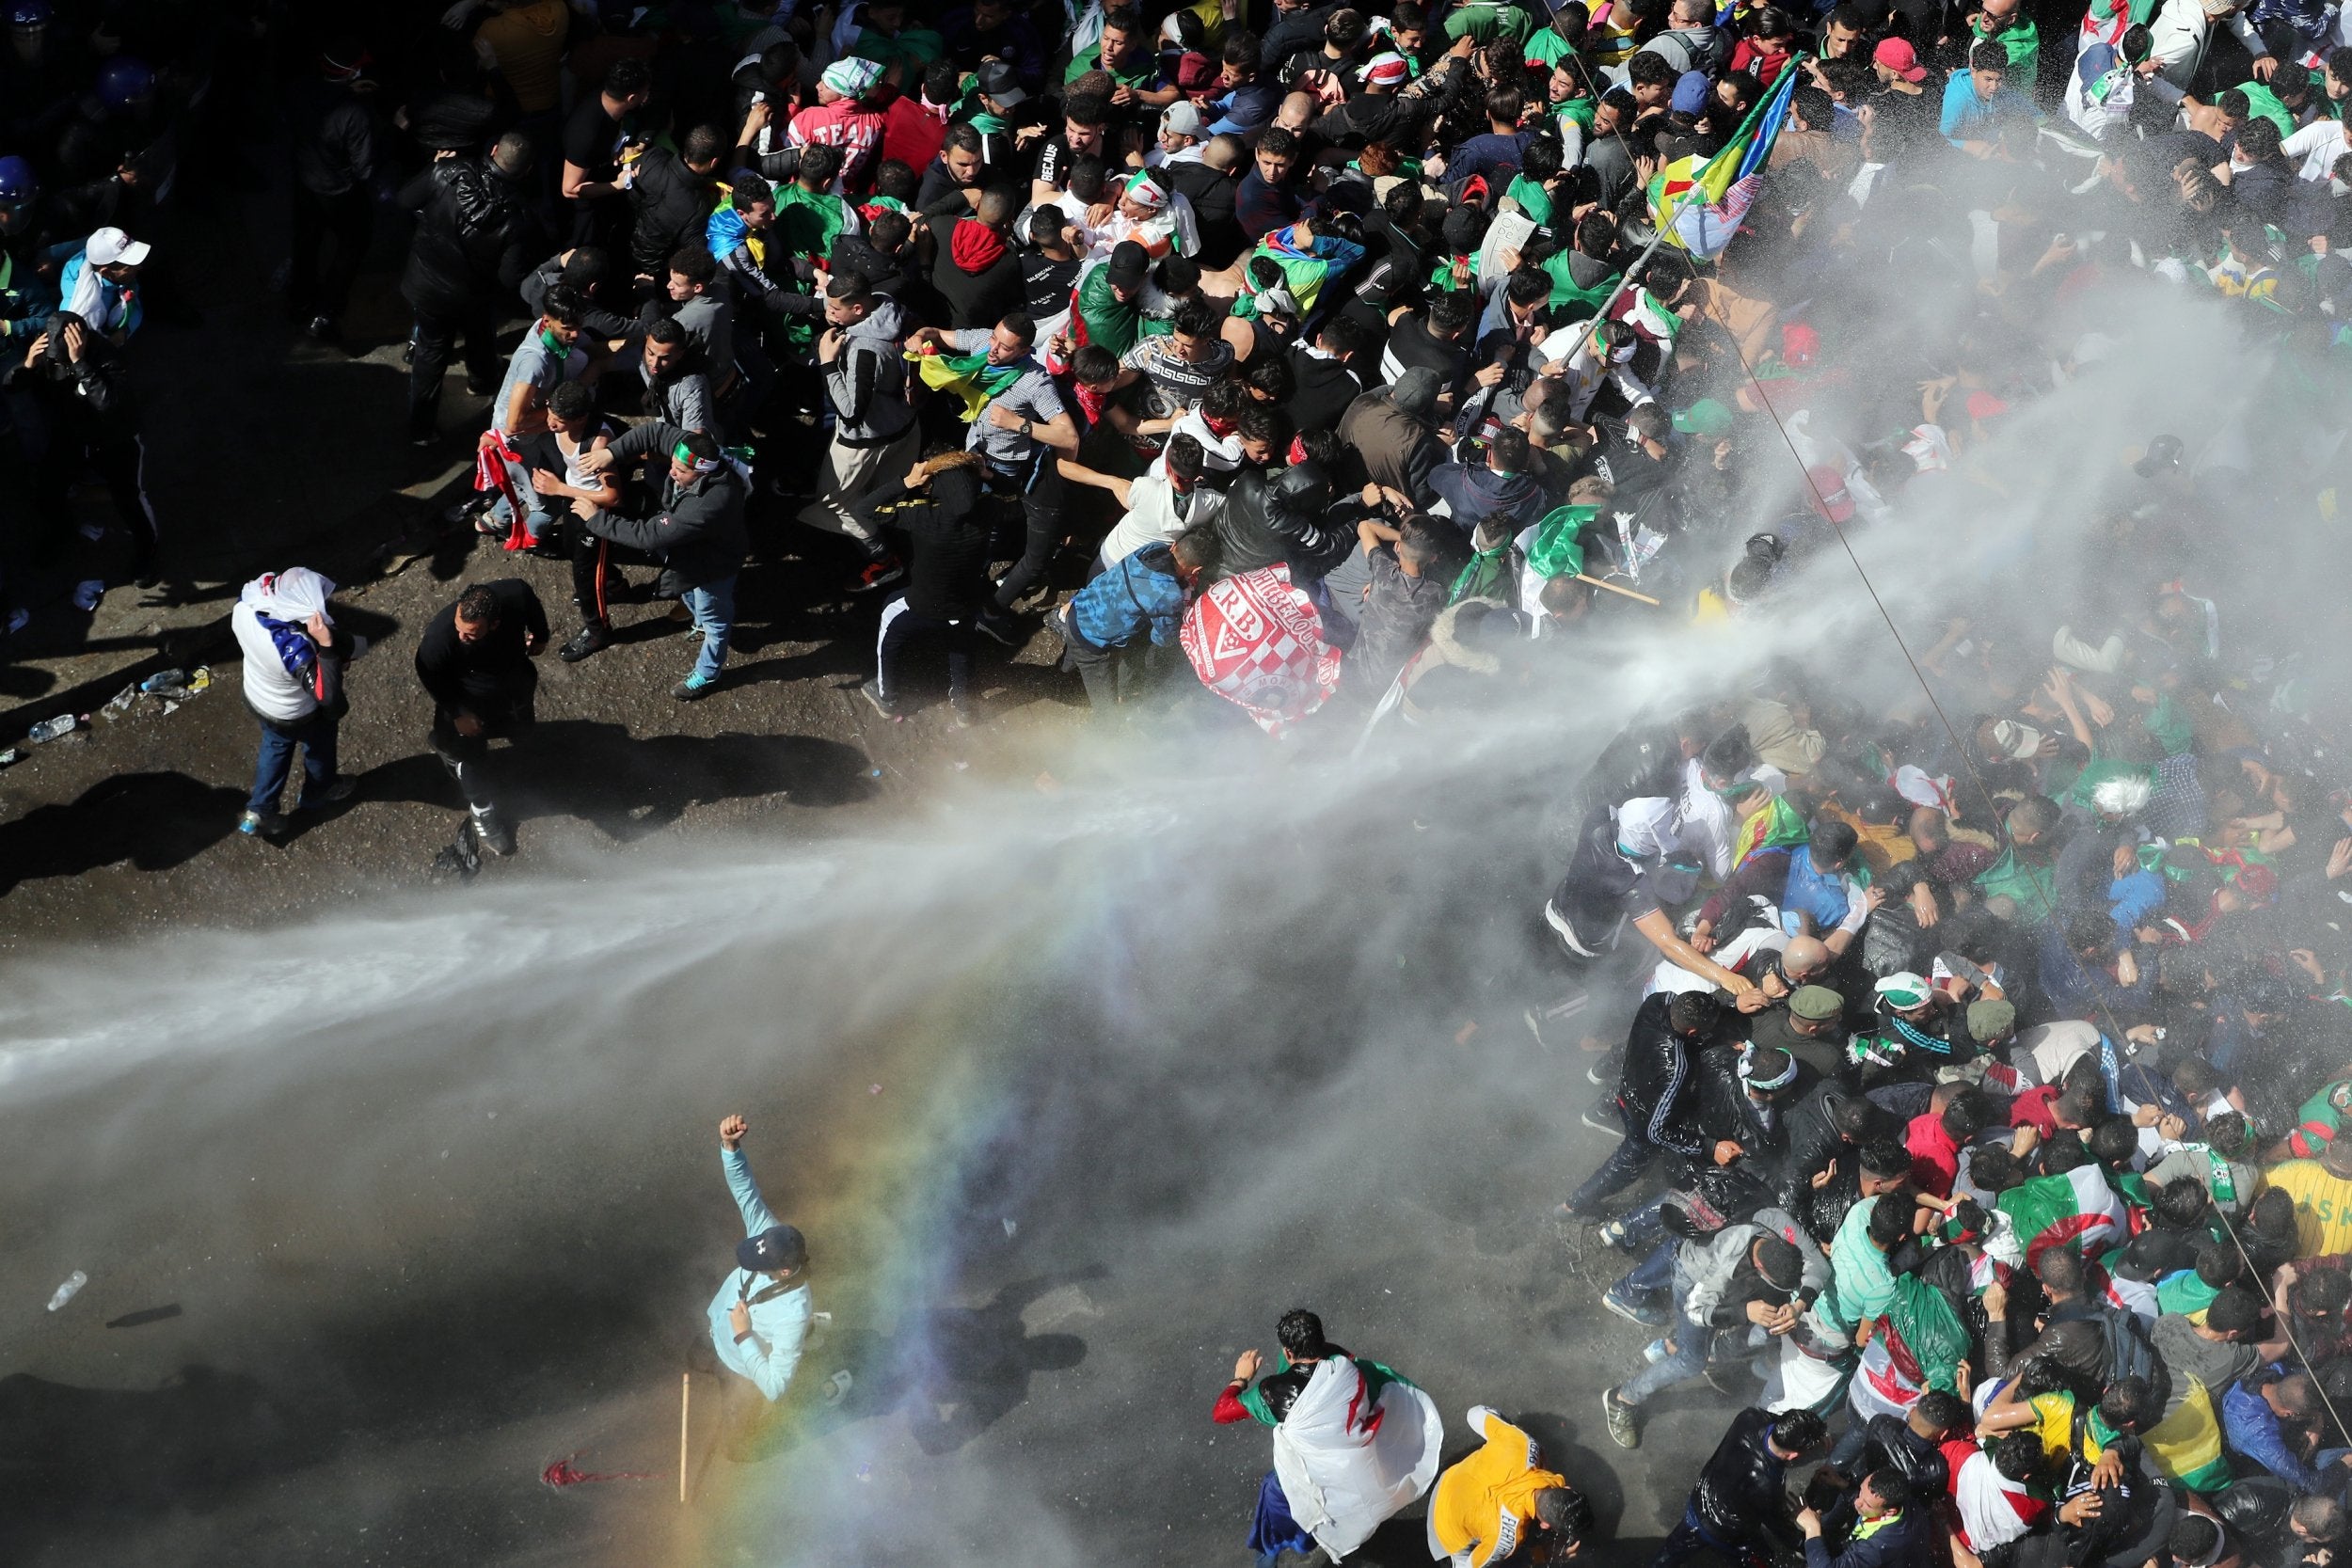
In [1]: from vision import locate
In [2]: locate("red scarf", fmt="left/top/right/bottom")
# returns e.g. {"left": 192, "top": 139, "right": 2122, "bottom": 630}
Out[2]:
{"left": 473, "top": 430, "right": 533, "bottom": 553}
{"left": 949, "top": 219, "right": 1006, "bottom": 273}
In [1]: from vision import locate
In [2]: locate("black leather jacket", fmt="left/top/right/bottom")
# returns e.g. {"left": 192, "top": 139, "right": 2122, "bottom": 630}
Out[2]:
{"left": 1693, "top": 1406, "right": 1800, "bottom": 1545}
{"left": 399, "top": 157, "right": 540, "bottom": 314}
{"left": 1617, "top": 991, "right": 1712, "bottom": 1160}
{"left": 1213, "top": 467, "right": 1357, "bottom": 581}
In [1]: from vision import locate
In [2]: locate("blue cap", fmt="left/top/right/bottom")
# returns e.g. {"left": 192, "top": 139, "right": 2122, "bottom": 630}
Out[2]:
{"left": 1672, "top": 69, "right": 1710, "bottom": 117}
{"left": 736, "top": 1223, "right": 806, "bottom": 1274}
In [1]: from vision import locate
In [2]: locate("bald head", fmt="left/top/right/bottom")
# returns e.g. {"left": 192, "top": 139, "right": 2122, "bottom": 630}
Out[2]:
{"left": 1279, "top": 90, "right": 1317, "bottom": 131}
{"left": 1203, "top": 133, "right": 1245, "bottom": 171}
{"left": 1783, "top": 936, "right": 1832, "bottom": 983}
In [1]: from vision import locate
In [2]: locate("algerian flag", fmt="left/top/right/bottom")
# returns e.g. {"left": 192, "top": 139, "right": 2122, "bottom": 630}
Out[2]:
{"left": 906, "top": 347, "right": 1022, "bottom": 422}
{"left": 1524, "top": 504, "right": 1594, "bottom": 579}
{"left": 1994, "top": 1166, "right": 2128, "bottom": 1269}
{"left": 1270, "top": 1357, "right": 1443, "bottom": 1560}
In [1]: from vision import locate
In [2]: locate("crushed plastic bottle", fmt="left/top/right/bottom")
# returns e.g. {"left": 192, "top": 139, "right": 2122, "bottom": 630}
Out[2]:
{"left": 46, "top": 1271, "right": 87, "bottom": 1311}
{"left": 101, "top": 686, "right": 137, "bottom": 720}
{"left": 139, "top": 669, "right": 188, "bottom": 693}
{"left": 0, "top": 749, "right": 20, "bottom": 768}
{"left": 27, "top": 714, "right": 78, "bottom": 744}
{"left": 190, "top": 667, "right": 211, "bottom": 691}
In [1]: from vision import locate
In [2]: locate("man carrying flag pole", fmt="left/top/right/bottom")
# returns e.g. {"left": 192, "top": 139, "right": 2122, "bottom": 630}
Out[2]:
{"left": 905, "top": 313, "right": 1082, "bottom": 632}
{"left": 1541, "top": 57, "right": 1805, "bottom": 379}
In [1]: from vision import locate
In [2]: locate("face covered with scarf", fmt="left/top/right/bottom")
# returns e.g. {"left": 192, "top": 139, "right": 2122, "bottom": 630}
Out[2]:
{"left": 239, "top": 566, "right": 336, "bottom": 636}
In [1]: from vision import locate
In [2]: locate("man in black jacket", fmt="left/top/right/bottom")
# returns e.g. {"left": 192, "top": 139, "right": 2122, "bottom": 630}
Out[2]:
{"left": 401, "top": 127, "right": 543, "bottom": 446}
{"left": 854, "top": 448, "right": 991, "bottom": 726}
{"left": 1286, "top": 314, "right": 1365, "bottom": 435}
{"left": 1565, "top": 990, "right": 1736, "bottom": 1217}
{"left": 286, "top": 36, "right": 381, "bottom": 341}
{"left": 565, "top": 423, "right": 749, "bottom": 701}
{"left": 4, "top": 310, "right": 154, "bottom": 579}
{"left": 415, "top": 579, "right": 548, "bottom": 856}
{"left": 626, "top": 123, "right": 723, "bottom": 286}
{"left": 1212, "top": 461, "right": 1359, "bottom": 580}
{"left": 1656, "top": 1407, "right": 1825, "bottom": 1568}
{"left": 929, "top": 187, "right": 1025, "bottom": 330}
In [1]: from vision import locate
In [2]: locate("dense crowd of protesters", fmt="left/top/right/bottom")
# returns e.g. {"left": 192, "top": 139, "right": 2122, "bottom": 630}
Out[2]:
{"left": 20, "top": 0, "right": 2352, "bottom": 1562}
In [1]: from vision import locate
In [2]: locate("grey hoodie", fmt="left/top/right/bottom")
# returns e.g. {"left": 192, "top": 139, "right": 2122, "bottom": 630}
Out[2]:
{"left": 822, "top": 297, "right": 915, "bottom": 448}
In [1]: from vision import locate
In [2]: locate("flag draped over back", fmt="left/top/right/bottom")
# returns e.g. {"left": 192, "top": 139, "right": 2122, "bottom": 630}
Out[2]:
{"left": 1995, "top": 1166, "right": 2129, "bottom": 1267}
{"left": 1181, "top": 564, "right": 1344, "bottom": 736}
{"left": 906, "top": 345, "right": 1022, "bottom": 422}
{"left": 1649, "top": 60, "right": 1802, "bottom": 261}
{"left": 1269, "top": 1357, "right": 1443, "bottom": 1560}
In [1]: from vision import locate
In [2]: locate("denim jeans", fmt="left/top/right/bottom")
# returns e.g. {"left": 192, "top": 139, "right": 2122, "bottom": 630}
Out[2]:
{"left": 490, "top": 490, "right": 556, "bottom": 542}
{"left": 248, "top": 709, "right": 339, "bottom": 815}
{"left": 683, "top": 578, "right": 736, "bottom": 683}
{"left": 1622, "top": 1258, "right": 1709, "bottom": 1405}
{"left": 1567, "top": 1097, "right": 1663, "bottom": 1212}
{"left": 1615, "top": 1239, "right": 1678, "bottom": 1299}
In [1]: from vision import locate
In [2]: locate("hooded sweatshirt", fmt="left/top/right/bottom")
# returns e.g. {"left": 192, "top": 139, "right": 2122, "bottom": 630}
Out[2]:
{"left": 821, "top": 296, "right": 916, "bottom": 447}
{"left": 930, "top": 220, "right": 1023, "bottom": 327}
{"left": 1426, "top": 459, "right": 1548, "bottom": 536}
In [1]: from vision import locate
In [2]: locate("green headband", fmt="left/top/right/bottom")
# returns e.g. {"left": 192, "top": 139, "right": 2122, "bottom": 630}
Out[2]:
{"left": 674, "top": 441, "right": 719, "bottom": 473}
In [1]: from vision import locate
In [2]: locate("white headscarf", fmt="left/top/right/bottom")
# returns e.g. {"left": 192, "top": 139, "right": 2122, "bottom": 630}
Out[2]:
{"left": 239, "top": 567, "right": 335, "bottom": 627}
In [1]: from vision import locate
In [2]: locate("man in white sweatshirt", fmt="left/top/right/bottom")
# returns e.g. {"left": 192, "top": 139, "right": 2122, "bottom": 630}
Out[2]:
{"left": 230, "top": 566, "right": 365, "bottom": 837}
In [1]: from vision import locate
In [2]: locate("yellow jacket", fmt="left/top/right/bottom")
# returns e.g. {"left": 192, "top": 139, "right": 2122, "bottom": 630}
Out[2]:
{"left": 1427, "top": 1408, "right": 1566, "bottom": 1568}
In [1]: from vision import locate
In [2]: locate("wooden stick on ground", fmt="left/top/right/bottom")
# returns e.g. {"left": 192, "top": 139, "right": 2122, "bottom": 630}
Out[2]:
{"left": 1575, "top": 574, "right": 1662, "bottom": 607}
{"left": 679, "top": 1373, "right": 691, "bottom": 1504}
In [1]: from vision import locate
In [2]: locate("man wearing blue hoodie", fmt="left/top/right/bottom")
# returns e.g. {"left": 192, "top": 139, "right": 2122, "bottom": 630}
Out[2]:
{"left": 1428, "top": 428, "right": 1549, "bottom": 538}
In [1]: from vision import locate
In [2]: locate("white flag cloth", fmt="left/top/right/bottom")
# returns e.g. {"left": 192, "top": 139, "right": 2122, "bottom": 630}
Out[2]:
{"left": 1271, "top": 1357, "right": 1443, "bottom": 1560}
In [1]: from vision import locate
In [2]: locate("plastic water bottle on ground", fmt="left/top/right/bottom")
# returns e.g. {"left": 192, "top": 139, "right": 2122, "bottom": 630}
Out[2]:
{"left": 27, "top": 714, "right": 77, "bottom": 744}
{"left": 140, "top": 669, "right": 188, "bottom": 693}
{"left": 46, "top": 1271, "right": 87, "bottom": 1311}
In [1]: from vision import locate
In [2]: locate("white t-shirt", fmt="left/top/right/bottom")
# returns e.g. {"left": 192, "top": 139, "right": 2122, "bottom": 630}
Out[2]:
{"left": 2283, "top": 116, "right": 2350, "bottom": 182}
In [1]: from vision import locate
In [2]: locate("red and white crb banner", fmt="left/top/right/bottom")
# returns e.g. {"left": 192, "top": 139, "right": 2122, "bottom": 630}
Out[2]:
{"left": 1180, "top": 564, "right": 1343, "bottom": 737}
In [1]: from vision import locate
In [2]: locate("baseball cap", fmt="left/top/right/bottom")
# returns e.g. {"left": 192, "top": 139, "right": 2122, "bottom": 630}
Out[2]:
{"left": 1873, "top": 37, "right": 1929, "bottom": 81}
{"left": 1673, "top": 397, "right": 1735, "bottom": 437}
{"left": 1874, "top": 972, "right": 1931, "bottom": 1010}
{"left": 976, "top": 58, "right": 1027, "bottom": 105}
{"left": 86, "top": 226, "right": 150, "bottom": 267}
{"left": 1967, "top": 998, "right": 2017, "bottom": 1043}
{"left": 1671, "top": 69, "right": 1709, "bottom": 117}
{"left": 1805, "top": 464, "right": 1854, "bottom": 523}
{"left": 1104, "top": 239, "right": 1150, "bottom": 291}
{"left": 1988, "top": 719, "right": 2044, "bottom": 759}
{"left": 1161, "top": 100, "right": 1208, "bottom": 137}
{"left": 1389, "top": 365, "right": 1441, "bottom": 419}
{"left": 737, "top": 1223, "right": 807, "bottom": 1274}
{"left": 1789, "top": 985, "right": 1844, "bottom": 1022}
{"left": 1359, "top": 50, "right": 1410, "bottom": 86}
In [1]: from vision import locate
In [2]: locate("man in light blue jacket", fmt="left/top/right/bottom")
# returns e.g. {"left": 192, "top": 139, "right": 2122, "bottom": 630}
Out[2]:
{"left": 707, "top": 1114, "right": 817, "bottom": 1404}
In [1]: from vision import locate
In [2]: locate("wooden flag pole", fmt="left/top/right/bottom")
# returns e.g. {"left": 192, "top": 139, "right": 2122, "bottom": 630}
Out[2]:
{"left": 1576, "top": 574, "right": 1661, "bottom": 607}
{"left": 679, "top": 1373, "right": 691, "bottom": 1503}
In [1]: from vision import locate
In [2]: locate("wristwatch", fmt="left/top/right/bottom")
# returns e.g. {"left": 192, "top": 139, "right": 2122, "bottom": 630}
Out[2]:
{"left": 1020, "top": 419, "right": 1033, "bottom": 437}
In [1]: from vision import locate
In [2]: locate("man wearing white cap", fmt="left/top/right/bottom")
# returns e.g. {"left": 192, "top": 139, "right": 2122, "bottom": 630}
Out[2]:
{"left": 1146, "top": 101, "right": 1209, "bottom": 167}
{"left": 59, "top": 226, "right": 150, "bottom": 345}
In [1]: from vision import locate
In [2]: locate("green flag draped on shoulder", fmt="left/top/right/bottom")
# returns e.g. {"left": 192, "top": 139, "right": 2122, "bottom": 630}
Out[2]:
{"left": 907, "top": 346, "right": 1022, "bottom": 422}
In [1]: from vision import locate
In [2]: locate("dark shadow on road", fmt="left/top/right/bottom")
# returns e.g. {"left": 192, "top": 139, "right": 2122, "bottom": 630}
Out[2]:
{"left": 0, "top": 770, "right": 246, "bottom": 893}
{"left": 356, "top": 721, "right": 877, "bottom": 843}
